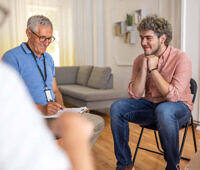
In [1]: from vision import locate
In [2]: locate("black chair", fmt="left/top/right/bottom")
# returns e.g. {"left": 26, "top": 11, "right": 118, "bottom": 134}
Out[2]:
{"left": 133, "top": 78, "right": 198, "bottom": 165}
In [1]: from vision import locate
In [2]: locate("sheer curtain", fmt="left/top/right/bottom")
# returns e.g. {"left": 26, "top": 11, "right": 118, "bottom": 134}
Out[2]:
{"left": 59, "top": 0, "right": 75, "bottom": 66}
{"left": 0, "top": 0, "right": 105, "bottom": 67}
{"left": 26, "top": 0, "right": 75, "bottom": 66}
{"left": 23, "top": 0, "right": 99, "bottom": 66}
{"left": 0, "top": 0, "right": 27, "bottom": 58}
{"left": 72, "top": 0, "right": 105, "bottom": 66}
{"left": 0, "top": 0, "right": 75, "bottom": 66}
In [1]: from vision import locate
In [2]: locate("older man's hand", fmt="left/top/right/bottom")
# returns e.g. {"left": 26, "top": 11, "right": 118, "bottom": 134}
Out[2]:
{"left": 46, "top": 102, "right": 64, "bottom": 115}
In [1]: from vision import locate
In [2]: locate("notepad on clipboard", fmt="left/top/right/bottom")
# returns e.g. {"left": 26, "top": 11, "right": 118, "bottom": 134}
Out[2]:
{"left": 43, "top": 107, "right": 88, "bottom": 119}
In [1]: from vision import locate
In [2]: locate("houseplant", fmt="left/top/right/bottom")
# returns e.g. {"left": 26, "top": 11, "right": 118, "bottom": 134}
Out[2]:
{"left": 126, "top": 14, "right": 133, "bottom": 31}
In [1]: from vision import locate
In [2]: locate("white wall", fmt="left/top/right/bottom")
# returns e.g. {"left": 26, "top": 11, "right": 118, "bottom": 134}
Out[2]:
{"left": 184, "top": 0, "right": 200, "bottom": 121}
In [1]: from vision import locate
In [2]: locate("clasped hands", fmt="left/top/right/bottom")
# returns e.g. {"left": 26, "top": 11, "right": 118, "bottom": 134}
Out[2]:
{"left": 143, "top": 55, "right": 159, "bottom": 72}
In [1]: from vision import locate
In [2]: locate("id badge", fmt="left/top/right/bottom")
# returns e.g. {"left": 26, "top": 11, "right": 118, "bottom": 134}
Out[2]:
{"left": 44, "top": 87, "right": 53, "bottom": 102}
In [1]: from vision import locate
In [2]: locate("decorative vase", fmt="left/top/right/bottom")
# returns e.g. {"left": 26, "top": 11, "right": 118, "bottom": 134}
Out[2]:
{"left": 126, "top": 26, "right": 133, "bottom": 32}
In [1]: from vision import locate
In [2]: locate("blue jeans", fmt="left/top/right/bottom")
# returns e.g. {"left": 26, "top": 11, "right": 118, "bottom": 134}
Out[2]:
{"left": 110, "top": 98, "right": 191, "bottom": 170}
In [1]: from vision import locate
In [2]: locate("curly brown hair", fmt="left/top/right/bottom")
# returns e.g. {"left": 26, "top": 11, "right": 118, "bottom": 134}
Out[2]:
{"left": 137, "top": 15, "right": 172, "bottom": 46}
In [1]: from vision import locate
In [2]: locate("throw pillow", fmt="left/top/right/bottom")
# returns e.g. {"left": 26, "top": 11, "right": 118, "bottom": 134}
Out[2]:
{"left": 76, "top": 65, "right": 93, "bottom": 86}
{"left": 55, "top": 66, "right": 79, "bottom": 85}
{"left": 87, "top": 67, "right": 111, "bottom": 89}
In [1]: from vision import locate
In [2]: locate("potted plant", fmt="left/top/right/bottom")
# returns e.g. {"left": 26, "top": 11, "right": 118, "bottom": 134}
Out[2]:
{"left": 126, "top": 14, "right": 133, "bottom": 32}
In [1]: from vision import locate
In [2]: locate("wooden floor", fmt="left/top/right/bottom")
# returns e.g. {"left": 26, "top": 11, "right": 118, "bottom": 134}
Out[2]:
{"left": 91, "top": 113, "right": 200, "bottom": 170}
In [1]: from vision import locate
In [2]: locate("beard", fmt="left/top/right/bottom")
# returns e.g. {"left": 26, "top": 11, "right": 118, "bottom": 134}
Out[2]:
{"left": 144, "top": 42, "right": 161, "bottom": 56}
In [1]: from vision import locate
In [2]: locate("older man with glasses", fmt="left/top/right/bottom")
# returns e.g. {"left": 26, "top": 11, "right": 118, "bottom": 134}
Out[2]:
{"left": 3, "top": 15, "right": 64, "bottom": 115}
{"left": 0, "top": 11, "right": 96, "bottom": 170}
{"left": 2, "top": 15, "right": 105, "bottom": 145}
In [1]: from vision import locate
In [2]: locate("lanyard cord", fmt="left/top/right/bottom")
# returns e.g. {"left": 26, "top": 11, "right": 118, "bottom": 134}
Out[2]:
{"left": 26, "top": 43, "right": 47, "bottom": 87}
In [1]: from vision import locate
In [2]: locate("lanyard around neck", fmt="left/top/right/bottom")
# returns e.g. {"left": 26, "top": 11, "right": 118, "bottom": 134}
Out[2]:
{"left": 26, "top": 43, "right": 47, "bottom": 87}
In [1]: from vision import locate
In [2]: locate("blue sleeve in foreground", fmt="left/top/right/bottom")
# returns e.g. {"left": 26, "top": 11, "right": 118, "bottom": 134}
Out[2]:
{"left": 2, "top": 51, "right": 20, "bottom": 73}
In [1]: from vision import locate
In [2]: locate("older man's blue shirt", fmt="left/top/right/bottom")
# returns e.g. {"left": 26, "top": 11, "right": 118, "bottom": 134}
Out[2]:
{"left": 2, "top": 42, "right": 55, "bottom": 105}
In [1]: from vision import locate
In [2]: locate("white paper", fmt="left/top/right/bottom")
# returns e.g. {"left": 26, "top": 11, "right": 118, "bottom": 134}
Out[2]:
{"left": 43, "top": 107, "right": 88, "bottom": 119}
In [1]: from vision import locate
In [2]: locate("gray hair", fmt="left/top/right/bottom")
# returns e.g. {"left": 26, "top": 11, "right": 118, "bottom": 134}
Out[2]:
{"left": 27, "top": 15, "right": 53, "bottom": 32}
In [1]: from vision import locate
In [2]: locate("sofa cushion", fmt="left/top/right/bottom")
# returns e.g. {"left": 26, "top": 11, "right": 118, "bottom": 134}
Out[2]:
{"left": 59, "top": 84, "right": 128, "bottom": 102}
{"left": 55, "top": 66, "right": 79, "bottom": 85}
{"left": 76, "top": 66, "right": 93, "bottom": 86}
{"left": 87, "top": 66, "right": 112, "bottom": 89}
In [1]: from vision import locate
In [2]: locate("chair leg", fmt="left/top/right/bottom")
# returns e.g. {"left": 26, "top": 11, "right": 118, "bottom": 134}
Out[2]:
{"left": 179, "top": 123, "right": 189, "bottom": 159}
{"left": 191, "top": 117, "right": 198, "bottom": 152}
{"left": 133, "top": 127, "right": 144, "bottom": 165}
{"left": 154, "top": 131, "right": 163, "bottom": 153}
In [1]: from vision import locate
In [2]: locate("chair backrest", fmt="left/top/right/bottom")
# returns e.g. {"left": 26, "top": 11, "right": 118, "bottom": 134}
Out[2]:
{"left": 190, "top": 78, "right": 197, "bottom": 103}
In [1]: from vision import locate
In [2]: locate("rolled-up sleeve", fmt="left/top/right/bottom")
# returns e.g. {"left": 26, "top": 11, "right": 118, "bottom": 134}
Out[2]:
{"left": 165, "top": 53, "right": 192, "bottom": 102}
{"left": 128, "top": 56, "right": 142, "bottom": 99}
{"left": 128, "top": 81, "right": 139, "bottom": 99}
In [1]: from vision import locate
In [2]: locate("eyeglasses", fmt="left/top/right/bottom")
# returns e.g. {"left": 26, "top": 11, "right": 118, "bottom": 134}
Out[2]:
{"left": 30, "top": 30, "right": 55, "bottom": 43}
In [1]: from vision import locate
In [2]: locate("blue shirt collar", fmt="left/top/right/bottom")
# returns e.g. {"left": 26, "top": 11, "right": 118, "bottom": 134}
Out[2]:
{"left": 21, "top": 42, "right": 46, "bottom": 59}
{"left": 21, "top": 42, "right": 31, "bottom": 54}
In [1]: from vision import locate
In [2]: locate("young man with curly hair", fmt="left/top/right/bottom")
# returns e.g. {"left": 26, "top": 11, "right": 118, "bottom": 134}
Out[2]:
{"left": 111, "top": 15, "right": 192, "bottom": 170}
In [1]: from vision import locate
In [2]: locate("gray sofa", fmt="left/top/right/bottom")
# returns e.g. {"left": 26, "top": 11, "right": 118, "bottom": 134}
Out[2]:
{"left": 55, "top": 65, "right": 129, "bottom": 110}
